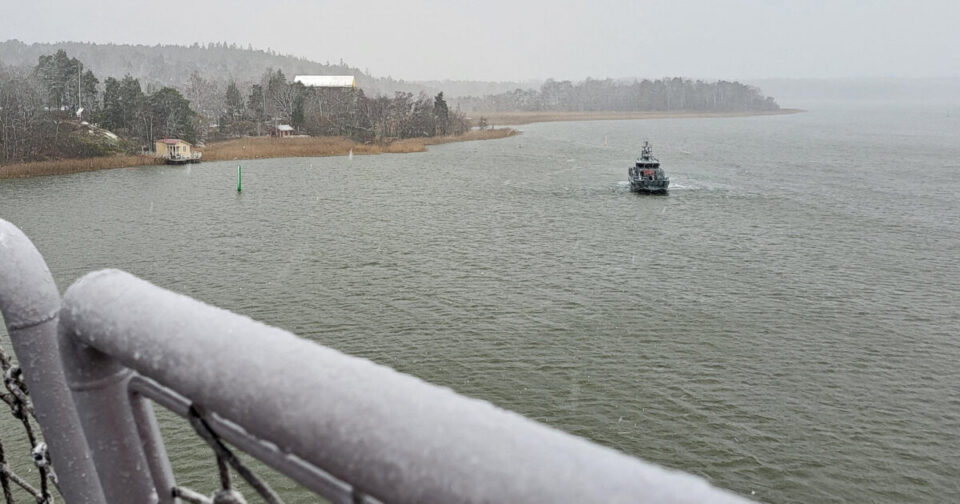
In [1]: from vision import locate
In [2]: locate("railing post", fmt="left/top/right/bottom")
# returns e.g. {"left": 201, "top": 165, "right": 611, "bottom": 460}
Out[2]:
{"left": 0, "top": 219, "right": 106, "bottom": 503}
{"left": 58, "top": 321, "right": 167, "bottom": 503}
{"left": 129, "top": 388, "right": 178, "bottom": 504}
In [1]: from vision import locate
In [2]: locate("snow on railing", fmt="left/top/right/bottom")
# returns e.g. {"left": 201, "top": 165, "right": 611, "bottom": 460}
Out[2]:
{"left": 0, "top": 218, "right": 754, "bottom": 504}
{"left": 0, "top": 219, "right": 105, "bottom": 503}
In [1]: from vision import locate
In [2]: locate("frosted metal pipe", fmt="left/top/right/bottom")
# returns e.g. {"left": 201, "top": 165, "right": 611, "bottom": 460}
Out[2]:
{"left": 129, "top": 374, "right": 362, "bottom": 504}
{"left": 0, "top": 219, "right": 106, "bottom": 503}
{"left": 128, "top": 389, "right": 177, "bottom": 504}
{"left": 58, "top": 316, "right": 166, "bottom": 503}
{"left": 61, "top": 268, "right": 754, "bottom": 504}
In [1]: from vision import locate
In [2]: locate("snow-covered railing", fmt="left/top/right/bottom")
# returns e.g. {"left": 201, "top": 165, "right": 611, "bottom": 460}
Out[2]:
{"left": 0, "top": 219, "right": 105, "bottom": 503}
{"left": 0, "top": 218, "right": 754, "bottom": 504}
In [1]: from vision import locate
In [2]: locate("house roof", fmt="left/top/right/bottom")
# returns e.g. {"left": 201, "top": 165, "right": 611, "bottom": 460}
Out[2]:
{"left": 277, "top": 125, "right": 294, "bottom": 132}
{"left": 158, "top": 138, "right": 188, "bottom": 145}
{"left": 294, "top": 75, "right": 357, "bottom": 88}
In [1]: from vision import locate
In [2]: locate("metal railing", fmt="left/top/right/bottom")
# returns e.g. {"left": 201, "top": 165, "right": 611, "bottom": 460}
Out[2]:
{"left": 0, "top": 219, "right": 105, "bottom": 503}
{"left": 0, "top": 218, "right": 754, "bottom": 504}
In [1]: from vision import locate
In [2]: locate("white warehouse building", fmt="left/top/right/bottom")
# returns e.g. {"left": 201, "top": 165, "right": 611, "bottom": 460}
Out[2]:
{"left": 294, "top": 75, "right": 357, "bottom": 88}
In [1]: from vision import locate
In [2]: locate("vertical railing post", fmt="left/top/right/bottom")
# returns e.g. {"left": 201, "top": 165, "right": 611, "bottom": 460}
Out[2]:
{"left": 0, "top": 219, "right": 106, "bottom": 503}
{"left": 129, "top": 389, "right": 178, "bottom": 504}
{"left": 58, "top": 319, "right": 167, "bottom": 503}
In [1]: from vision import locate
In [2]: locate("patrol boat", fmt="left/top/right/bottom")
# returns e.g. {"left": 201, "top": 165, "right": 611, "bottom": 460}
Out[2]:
{"left": 628, "top": 141, "right": 669, "bottom": 194}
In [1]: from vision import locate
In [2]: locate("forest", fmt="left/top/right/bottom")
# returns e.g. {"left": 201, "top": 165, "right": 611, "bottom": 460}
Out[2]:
{"left": 0, "top": 41, "right": 781, "bottom": 111}
{"left": 0, "top": 40, "right": 453, "bottom": 97}
{"left": 0, "top": 50, "right": 196, "bottom": 163}
{"left": 0, "top": 50, "right": 470, "bottom": 164}
{"left": 188, "top": 70, "right": 470, "bottom": 141}
{"left": 457, "top": 77, "right": 780, "bottom": 113}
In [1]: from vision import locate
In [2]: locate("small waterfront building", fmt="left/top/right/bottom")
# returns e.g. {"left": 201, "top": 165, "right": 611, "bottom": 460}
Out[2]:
{"left": 293, "top": 75, "right": 357, "bottom": 88}
{"left": 155, "top": 138, "right": 201, "bottom": 164}
{"left": 273, "top": 124, "right": 295, "bottom": 137}
{"left": 155, "top": 139, "right": 192, "bottom": 159}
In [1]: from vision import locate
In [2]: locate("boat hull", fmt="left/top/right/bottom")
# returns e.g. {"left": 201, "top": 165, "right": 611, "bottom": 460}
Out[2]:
{"left": 629, "top": 179, "right": 669, "bottom": 194}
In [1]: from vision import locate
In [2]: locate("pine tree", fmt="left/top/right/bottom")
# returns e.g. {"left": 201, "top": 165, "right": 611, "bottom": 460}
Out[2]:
{"left": 433, "top": 92, "right": 449, "bottom": 136}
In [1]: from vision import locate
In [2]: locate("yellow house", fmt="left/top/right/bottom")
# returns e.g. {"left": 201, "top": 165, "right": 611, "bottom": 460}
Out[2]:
{"left": 155, "top": 139, "right": 200, "bottom": 164}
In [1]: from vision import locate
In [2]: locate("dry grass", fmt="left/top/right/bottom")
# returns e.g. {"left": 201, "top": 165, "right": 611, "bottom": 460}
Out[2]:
{"left": 203, "top": 136, "right": 375, "bottom": 160}
{"left": 202, "top": 128, "right": 519, "bottom": 161}
{"left": 0, "top": 155, "right": 160, "bottom": 180}
{"left": 0, "top": 129, "right": 519, "bottom": 179}
{"left": 479, "top": 109, "right": 804, "bottom": 126}
{"left": 420, "top": 128, "right": 518, "bottom": 145}
{"left": 388, "top": 128, "right": 519, "bottom": 151}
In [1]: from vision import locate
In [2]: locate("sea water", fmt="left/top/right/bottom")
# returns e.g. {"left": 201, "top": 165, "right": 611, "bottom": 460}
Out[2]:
{"left": 1, "top": 100, "right": 958, "bottom": 503}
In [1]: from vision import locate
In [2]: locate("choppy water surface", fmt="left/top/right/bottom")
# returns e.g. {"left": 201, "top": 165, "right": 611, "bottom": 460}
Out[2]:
{"left": 2, "top": 101, "right": 959, "bottom": 502}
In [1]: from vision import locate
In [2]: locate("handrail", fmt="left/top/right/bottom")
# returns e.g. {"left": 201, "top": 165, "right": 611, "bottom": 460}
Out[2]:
{"left": 59, "top": 268, "right": 753, "bottom": 504}
{"left": 0, "top": 219, "right": 105, "bottom": 503}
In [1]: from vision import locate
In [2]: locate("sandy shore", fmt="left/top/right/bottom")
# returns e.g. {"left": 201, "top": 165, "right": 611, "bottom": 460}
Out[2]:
{"left": 478, "top": 109, "right": 803, "bottom": 126}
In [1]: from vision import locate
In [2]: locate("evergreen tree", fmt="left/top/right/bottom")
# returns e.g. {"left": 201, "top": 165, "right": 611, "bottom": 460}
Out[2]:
{"left": 433, "top": 92, "right": 449, "bottom": 136}
{"left": 118, "top": 75, "right": 144, "bottom": 133}
{"left": 79, "top": 70, "right": 99, "bottom": 117}
{"left": 34, "top": 49, "right": 79, "bottom": 111}
{"left": 100, "top": 77, "right": 122, "bottom": 130}
{"left": 247, "top": 83, "right": 266, "bottom": 135}
{"left": 224, "top": 81, "right": 244, "bottom": 121}
{"left": 291, "top": 92, "right": 305, "bottom": 131}
{"left": 149, "top": 87, "right": 196, "bottom": 143}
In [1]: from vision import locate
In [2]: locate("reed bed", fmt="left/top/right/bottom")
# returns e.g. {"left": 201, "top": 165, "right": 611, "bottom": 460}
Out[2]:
{"left": 418, "top": 128, "right": 518, "bottom": 145}
{"left": 203, "top": 129, "right": 518, "bottom": 162}
{"left": 0, "top": 155, "right": 159, "bottom": 180}
{"left": 203, "top": 136, "right": 376, "bottom": 161}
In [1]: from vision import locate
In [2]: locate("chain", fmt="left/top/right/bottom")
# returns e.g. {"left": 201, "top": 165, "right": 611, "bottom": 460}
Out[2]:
{"left": 0, "top": 346, "right": 59, "bottom": 504}
{"left": 176, "top": 404, "right": 283, "bottom": 504}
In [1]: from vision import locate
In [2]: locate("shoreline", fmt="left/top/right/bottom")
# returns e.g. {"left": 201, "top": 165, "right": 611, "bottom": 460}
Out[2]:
{"left": 0, "top": 129, "right": 518, "bottom": 180}
{"left": 0, "top": 109, "right": 800, "bottom": 180}
{"left": 199, "top": 129, "right": 518, "bottom": 164}
{"left": 478, "top": 108, "right": 803, "bottom": 126}
{"left": 0, "top": 155, "right": 162, "bottom": 180}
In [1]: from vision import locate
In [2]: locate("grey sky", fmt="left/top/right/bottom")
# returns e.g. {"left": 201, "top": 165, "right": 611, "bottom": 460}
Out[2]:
{"left": 1, "top": 0, "right": 957, "bottom": 81}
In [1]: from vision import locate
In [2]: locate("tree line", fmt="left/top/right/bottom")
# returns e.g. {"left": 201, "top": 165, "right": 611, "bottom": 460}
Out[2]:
{"left": 0, "top": 50, "right": 197, "bottom": 163}
{"left": 0, "top": 40, "right": 450, "bottom": 100}
{"left": 455, "top": 77, "right": 780, "bottom": 113}
{"left": 1, "top": 51, "right": 472, "bottom": 164}
{"left": 212, "top": 69, "right": 471, "bottom": 141}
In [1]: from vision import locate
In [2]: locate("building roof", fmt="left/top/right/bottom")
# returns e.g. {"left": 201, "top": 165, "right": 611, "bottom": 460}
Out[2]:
{"left": 294, "top": 75, "right": 357, "bottom": 88}
{"left": 276, "top": 125, "right": 294, "bottom": 132}
{"left": 158, "top": 139, "right": 188, "bottom": 145}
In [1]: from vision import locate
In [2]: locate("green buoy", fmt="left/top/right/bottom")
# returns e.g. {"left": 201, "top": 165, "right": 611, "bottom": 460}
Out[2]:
{"left": 237, "top": 165, "right": 242, "bottom": 192}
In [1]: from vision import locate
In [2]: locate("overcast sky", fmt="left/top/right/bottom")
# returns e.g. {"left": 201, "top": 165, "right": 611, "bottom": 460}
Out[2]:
{"left": 1, "top": 0, "right": 957, "bottom": 82}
